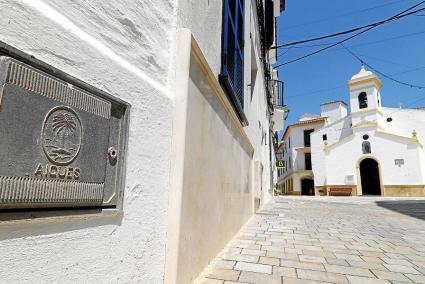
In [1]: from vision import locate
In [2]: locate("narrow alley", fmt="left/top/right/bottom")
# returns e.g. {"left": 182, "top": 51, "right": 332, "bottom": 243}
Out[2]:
{"left": 198, "top": 197, "right": 425, "bottom": 284}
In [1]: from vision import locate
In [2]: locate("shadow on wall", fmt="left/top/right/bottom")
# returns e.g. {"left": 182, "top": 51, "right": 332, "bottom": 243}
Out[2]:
{"left": 0, "top": 209, "right": 123, "bottom": 241}
{"left": 375, "top": 200, "right": 425, "bottom": 221}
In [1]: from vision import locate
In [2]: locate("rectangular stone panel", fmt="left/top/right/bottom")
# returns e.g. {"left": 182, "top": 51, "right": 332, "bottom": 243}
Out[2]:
{"left": 0, "top": 56, "right": 129, "bottom": 209}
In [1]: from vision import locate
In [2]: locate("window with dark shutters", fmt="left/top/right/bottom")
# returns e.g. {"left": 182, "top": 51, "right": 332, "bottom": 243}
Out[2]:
{"left": 305, "top": 153, "right": 312, "bottom": 170}
{"left": 264, "top": 0, "right": 274, "bottom": 49}
{"left": 219, "top": 0, "right": 246, "bottom": 124}
{"left": 303, "top": 129, "right": 314, "bottom": 147}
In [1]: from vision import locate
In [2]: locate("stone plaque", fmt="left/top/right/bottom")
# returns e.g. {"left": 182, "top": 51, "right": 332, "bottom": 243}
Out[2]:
{"left": 0, "top": 57, "right": 129, "bottom": 209}
{"left": 395, "top": 159, "right": 404, "bottom": 167}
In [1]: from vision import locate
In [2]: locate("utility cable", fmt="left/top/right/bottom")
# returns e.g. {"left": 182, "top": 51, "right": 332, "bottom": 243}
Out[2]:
{"left": 274, "top": 25, "right": 376, "bottom": 67}
{"left": 286, "top": 64, "right": 425, "bottom": 99}
{"left": 282, "top": 0, "right": 408, "bottom": 31}
{"left": 270, "top": 29, "right": 425, "bottom": 62}
{"left": 271, "top": 1, "right": 425, "bottom": 50}
{"left": 279, "top": 29, "right": 425, "bottom": 50}
{"left": 274, "top": 6, "right": 425, "bottom": 68}
{"left": 340, "top": 44, "right": 425, "bottom": 89}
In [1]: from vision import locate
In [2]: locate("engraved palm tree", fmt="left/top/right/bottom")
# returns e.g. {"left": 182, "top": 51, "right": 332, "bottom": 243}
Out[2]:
{"left": 50, "top": 112, "right": 77, "bottom": 160}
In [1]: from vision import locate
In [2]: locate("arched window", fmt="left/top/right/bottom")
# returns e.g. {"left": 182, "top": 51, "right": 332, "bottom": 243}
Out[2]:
{"left": 358, "top": 92, "right": 368, "bottom": 109}
{"left": 362, "top": 141, "right": 371, "bottom": 154}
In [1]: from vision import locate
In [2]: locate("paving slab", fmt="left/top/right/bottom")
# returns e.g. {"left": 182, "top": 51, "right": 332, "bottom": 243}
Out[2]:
{"left": 207, "top": 269, "right": 240, "bottom": 282}
{"left": 196, "top": 196, "right": 425, "bottom": 284}
{"left": 234, "top": 262, "right": 272, "bottom": 274}
{"left": 296, "top": 268, "right": 349, "bottom": 283}
{"left": 238, "top": 271, "right": 281, "bottom": 284}
{"left": 346, "top": 275, "right": 390, "bottom": 284}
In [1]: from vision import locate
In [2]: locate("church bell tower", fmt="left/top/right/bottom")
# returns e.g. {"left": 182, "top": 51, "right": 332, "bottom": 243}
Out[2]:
{"left": 347, "top": 65, "right": 383, "bottom": 126}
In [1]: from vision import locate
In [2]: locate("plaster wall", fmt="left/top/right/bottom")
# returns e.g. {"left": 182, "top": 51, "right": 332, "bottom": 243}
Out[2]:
{"left": 177, "top": 0, "right": 276, "bottom": 204}
{"left": 0, "top": 0, "right": 176, "bottom": 283}
{"left": 312, "top": 70, "right": 425, "bottom": 196}
{"left": 280, "top": 122, "right": 323, "bottom": 194}
{"left": 320, "top": 102, "right": 347, "bottom": 124}
{"left": 177, "top": 0, "right": 223, "bottom": 77}
{"left": 311, "top": 117, "right": 352, "bottom": 186}
{"left": 312, "top": 125, "right": 425, "bottom": 188}
{"left": 244, "top": 0, "right": 276, "bottom": 204}
{"left": 0, "top": 1, "right": 282, "bottom": 283}
{"left": 166, "top": 30, "right": 254, "bottom": 284}
{"left": 285, "top": 123, "right": 323, "bottom": 170}
{"left": 381, "top": 108, "right": 425, "bottom": 141}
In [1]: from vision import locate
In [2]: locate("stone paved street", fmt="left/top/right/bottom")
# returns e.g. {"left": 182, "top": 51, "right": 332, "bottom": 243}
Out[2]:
{"left": 196, "top": 196, "right": 425, "bottom": 284}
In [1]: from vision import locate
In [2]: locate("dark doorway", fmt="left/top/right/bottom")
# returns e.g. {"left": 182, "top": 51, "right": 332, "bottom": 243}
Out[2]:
{"left": 301, "top": 178, "right": 315, "bottom": 196}
{"left": 303, "top": 129, "right": 314, "bottom": 147}
{"left": 360, "top": 158, "right": 381, "bottom": 195}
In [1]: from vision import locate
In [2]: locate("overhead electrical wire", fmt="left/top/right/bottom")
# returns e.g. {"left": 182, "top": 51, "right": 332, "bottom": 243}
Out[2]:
{"left": 282, "top": 0, "right": 408, "bottom": 31}
{"left": 271, "top": 26, "right": 425, "bottom": 63}
{"left": 273, "top": 3, "right": 425, "bottom": 67}
{"left": 278, "top": 29, "right": 425, "bottom": 50}
{"left": 340, "top": 44, "right": 425, "bottom": 89}
{"left": 271, "top": 1, "right": 425, "bottom": 50}
{"left": 286, "top": 64, "right": 425, "bottom": 99}
{"left": 271, "top": 28, "right": 425, "bottom": 62}
{"left": 274, "top": 25, "right": 376, "bottom": 67}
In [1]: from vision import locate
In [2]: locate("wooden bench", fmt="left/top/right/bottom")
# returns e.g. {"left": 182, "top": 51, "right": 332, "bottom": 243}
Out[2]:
{"left": 328, "top": 187, "right": 352, "bottom": 196}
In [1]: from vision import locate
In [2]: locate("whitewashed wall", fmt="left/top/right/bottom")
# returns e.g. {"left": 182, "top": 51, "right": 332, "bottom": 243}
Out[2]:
{"left": 0, "top": 0, "right": 282, "bottom": 283}
{"left": 313, "top": 129, "right": 425, "bottom": 186}
{"left": 177, "top": 0, "right": 223, "bottom": 77}
{"left": 0, "top": 0, "right": 176, "bottom": 283}
{"left": 311, "top": 117, "right": 352, "bottom": 186}
{"left": 312, "top": 108, "right": 425, "bottom": 188}
{"left": 177, "top": 0, "right": 276, "bottom": 203}
{"left": 286, "top": 123, "right": 323, "bottom": 171}
{"left": 166, "top": 30, "right": 254, "bottom": 284}
{"left": 320, "top": 102, "right": 347, "bottom": 124}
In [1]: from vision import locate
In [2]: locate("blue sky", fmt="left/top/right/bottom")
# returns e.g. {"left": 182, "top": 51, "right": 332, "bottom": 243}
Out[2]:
{"left": 275, "top": 0, "right": 425, "bottom": 127}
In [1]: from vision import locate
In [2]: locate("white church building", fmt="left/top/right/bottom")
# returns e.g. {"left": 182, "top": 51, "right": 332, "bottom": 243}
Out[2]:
{"left": 281, "top": 66, "right": 425, "bottom": 197}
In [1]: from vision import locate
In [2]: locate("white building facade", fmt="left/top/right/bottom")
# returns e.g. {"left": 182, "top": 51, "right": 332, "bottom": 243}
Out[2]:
{"left": 0, "top": 1, "right": 286, "bottom": 283}
{"left": 277, "top": 114, "right": 325, "bottom": 195}
{"left": 311, "top": 66, "right": 425, "bottom": 197}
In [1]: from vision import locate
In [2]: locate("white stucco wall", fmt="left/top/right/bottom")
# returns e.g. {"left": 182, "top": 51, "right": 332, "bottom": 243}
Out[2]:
{"left": 320, "top": 102, "right": 347, "bottom": 124}
{"left": 312, "top": 108, "right": 425, "bottom": 189}
{"left": 178, "top": 0, "right": 279, "bottom": 204}
{"left": 313, "top": 128, "right": 425, "bottom": 186}
{"left": 166, "top": 30, "right": 255, "bottom": 284}
{"left": 177, "top": 0, "right": 223, "bottom": 77}
{"left": 310, "top": 68, "right": 425, "bottom": 196}
{"left": 0, "top": 0, "right": 176, "bottom": 283}
{"left": 280, "top": 120, "right": 324, "bottom": 193}
{"left": 287, "top": 123, "right": 323, "bottom": 168}
{"left": 311, "top": 116, "right": 352, "bottom": 186}
{"left": 0, "top": 0, "right": 283, "bottom": 282}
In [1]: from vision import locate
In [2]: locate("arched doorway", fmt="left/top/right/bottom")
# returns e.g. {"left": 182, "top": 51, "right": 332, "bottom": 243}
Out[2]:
{"left": 301, "top": 178, "right": 315, "bottom": 196}
{"left": 360, "top": 158, "right": 381, "bottom": 195}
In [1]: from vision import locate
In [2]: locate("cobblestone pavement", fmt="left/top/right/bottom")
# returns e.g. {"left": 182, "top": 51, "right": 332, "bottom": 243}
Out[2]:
{"left": 196, "top": 196, "right": 425, "bottom": 284}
